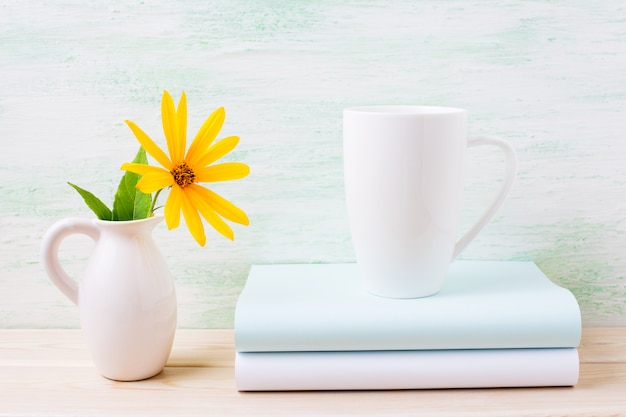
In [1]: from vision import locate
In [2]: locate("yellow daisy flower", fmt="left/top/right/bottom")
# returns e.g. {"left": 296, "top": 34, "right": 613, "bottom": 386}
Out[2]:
{"left": 121, "top": 90, "right": 249, "bottom": 246}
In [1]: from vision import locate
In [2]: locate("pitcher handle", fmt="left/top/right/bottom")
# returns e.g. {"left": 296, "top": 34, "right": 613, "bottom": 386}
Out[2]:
{"left": 40, "top": 218, "right": 100, "bottom": 305}
{"left": 452, "top": 136, "right": 517, "bottom": 259}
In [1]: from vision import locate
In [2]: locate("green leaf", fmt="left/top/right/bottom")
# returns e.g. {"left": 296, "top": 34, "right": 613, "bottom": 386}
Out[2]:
{"left": 67, "top": 182, "right": 113, "bottom": 220}
{"left": 112, "top": 147, "right": 153, "bottom": 221}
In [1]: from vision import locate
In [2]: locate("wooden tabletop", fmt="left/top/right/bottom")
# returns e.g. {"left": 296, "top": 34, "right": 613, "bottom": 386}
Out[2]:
{"left": 1, "top": 328, "right": 625, "bottom": 416}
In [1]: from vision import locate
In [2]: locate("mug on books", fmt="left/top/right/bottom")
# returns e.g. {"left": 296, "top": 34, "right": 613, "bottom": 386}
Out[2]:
{"left": 343, "top": 105, "right": 517, "bottom": 298}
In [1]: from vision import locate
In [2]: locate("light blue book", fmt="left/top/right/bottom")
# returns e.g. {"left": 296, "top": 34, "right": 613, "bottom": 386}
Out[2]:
{"left": 234, "top": 261, "right": 582, "bottom": 352}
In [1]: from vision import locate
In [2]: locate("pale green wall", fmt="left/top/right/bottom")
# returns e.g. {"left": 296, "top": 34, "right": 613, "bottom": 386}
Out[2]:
{"left": 1, "top": 1, "right": 625, "bottom": 328}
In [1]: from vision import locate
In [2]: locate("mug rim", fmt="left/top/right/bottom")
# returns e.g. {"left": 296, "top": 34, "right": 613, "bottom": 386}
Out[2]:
{"left": 344, "top": 105, "right": 465, "bottom": 115}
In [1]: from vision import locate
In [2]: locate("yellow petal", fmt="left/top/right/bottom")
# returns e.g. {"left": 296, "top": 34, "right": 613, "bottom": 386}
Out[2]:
{"left": 195, "top": 162, "right": 250, "bottom": 183}
{"left": 186, "top": 107, "right": 225, "bottom": 167}
{"left": 125, "top": 120, "right": 172, "bottom": 169}
{"left": 120, "top": 163, "right": 169, "bottom": 176}
{"left": 195, "top": 136, "right": 240, "bottom": 168}
{"left": 186, "top": 185, "right": 234, "bottom": 240}
{"left": 176, "top": 92, "right": 188, "bottom": 164}
{"left": 181, "top": 190, "right": 206, "bottom": 246}
{"left": 136, "top": 172, "right": 174, "bottom": 194}
{"left": 164, "top": 185, "right": 182, "bottom": 230}
{"left": 161, "top": 90, "right": 182, "bottom": 165}
{"left": 188, "top": 184, "right": 249, "bottom": 226}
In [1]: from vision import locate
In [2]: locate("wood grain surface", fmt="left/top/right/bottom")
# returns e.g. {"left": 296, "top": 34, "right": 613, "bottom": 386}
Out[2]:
{"left": 0, "top": 328, "right": 625, "bottom": 416}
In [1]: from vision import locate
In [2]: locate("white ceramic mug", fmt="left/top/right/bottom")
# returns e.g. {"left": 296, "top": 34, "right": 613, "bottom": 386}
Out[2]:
{"left": 343, "top": 106, "right": 517, "bottom": 298}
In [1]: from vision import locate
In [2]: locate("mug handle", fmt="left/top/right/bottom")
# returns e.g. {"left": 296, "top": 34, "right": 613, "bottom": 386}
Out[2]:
{"left": 452, "top": 136, "right": 517, "bottom": 259}
{"left": 40, "top": 218, "right": 100, "bottom": 306}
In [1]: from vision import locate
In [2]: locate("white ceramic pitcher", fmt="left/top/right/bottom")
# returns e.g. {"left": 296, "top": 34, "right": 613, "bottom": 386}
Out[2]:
{"left": 41, "top": 215, "right": 177, "bottom": 381}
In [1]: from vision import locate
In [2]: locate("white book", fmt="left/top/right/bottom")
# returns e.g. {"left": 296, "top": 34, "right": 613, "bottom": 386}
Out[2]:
{"left": 236, "top": 348, "right": 579, "bottom": 391}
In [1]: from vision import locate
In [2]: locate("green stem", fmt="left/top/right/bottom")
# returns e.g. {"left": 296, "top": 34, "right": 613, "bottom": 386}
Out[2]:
{"left": 149, "top": 188, "right": 163, "bottom": 217}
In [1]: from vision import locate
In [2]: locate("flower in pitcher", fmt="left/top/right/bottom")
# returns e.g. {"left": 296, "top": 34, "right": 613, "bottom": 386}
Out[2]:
{"left": 121, "top": 90, "right": 249, "bottom": 246}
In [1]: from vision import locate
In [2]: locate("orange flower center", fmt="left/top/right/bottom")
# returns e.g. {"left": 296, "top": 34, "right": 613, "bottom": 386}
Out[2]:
{"left": 171, "top": 162, "right": 196, "bottom": 188}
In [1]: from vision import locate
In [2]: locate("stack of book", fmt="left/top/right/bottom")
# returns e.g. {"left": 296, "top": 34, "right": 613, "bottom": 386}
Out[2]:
{"left": 234, "top": 261, "right": 581, "bottom": 391}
